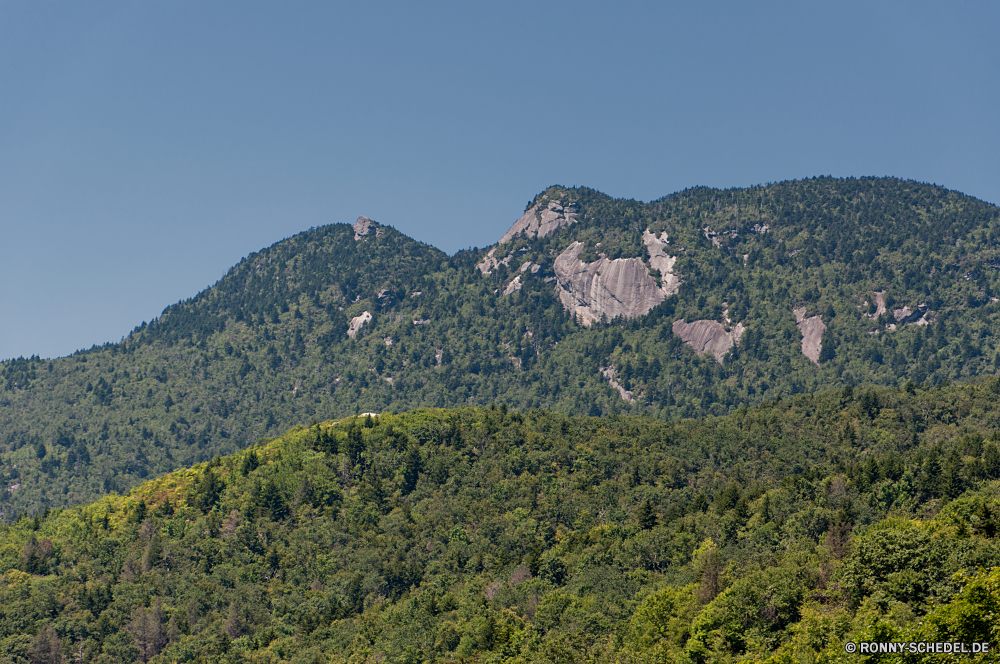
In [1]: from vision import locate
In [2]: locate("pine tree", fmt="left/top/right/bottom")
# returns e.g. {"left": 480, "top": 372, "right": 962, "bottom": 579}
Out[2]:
{"left": 402, "top": 447, "right": 422, "bottom": 494}
{"left": 638, "top": 499, "right": 658, "bottom": 530}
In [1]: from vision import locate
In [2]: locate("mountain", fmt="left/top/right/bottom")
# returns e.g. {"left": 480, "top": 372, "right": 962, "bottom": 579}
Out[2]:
{"left": 2, "top": 176, "right": 999, "bottom": 518}
{"left": 1, "top": 382, "right": 999, "bottom": 662}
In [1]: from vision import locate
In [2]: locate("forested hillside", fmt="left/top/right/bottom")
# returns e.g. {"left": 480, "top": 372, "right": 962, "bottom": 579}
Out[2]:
{"left": 2, "top": 380, "right": 1000, "bottom": 662}
{"left": 2, "top": 176, "right": 1000, "bottom": 518}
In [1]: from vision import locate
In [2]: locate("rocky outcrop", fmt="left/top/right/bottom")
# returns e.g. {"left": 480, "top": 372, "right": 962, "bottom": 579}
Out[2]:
{"left": 554, "top": 242, "right": 667, "bottom": 325}
{"left": 553, "top": 229, "right": 681, "bottom": 326}
{"left": 894, "top": 303, "right": 929, "bottom": 324}
{"left": 794, "top": 307, "right": 825, "bottom": 365}
{"left": 347, "top": 311, "right": 371, "bottom": 338}
{"left": 353, "top": 216, "right": 376, "bottom": 241}
{"left": 520, "top": 261, "right": 540, "bottom": 274}
{"left": 499, "top": 199, "right": 577, "bottom": 245}
{"left": 601, "top": 365, "right": 635, "bottom": 403}
{"left": 672, "top": 319, "right": 745, "bottom": 363}
{"left": 864, "top": 291, "right": 886, "bottom": 319}
{"left": 476, "top": 247, "right": 514, "bottom": 274}
{"left": 477, "top": 198, "right": 576, "bottom": 274}
{"left": 502, "top": 276, "right": 522, "bottom": 296}
{"left": 642, "top": 230, "right": 681, "bottom": 296}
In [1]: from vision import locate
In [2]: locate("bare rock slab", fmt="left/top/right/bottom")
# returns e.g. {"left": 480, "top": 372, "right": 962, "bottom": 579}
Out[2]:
{"left": 793, "top": 306, "right": 825, "bottom": 365}
{"left": 672, "top": 319, "right": 745, "bottom": 363}
{"left": 641, "top": 229, "right": 681, "bottom": 297}
{"left": 555, "top": 242, "right": 667, "bottom": 325}
{"left": 601, "top": 365, "right": 635, "bottom": 403}
{"left": 347, "top": 311, "right": 372, "bottom": 338}
{"left": 499, "top": 199, "right": 577, "bottom": 245}
{"left": 353, "top": 216, "right": 375, "bottom": 241}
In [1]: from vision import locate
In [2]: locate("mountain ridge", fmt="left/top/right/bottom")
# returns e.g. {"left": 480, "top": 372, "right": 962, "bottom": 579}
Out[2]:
{"left": 1, "top": 175, "right": 999, "bottom": 518}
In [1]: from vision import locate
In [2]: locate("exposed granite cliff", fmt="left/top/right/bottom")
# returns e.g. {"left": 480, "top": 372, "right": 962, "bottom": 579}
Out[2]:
{"left": 554, "top": 243, "right": 661, "bottom": 325}
{"left": 672, "top": 319, "right": 745, "bottom": 363}
{"left": 551, "top": 229, "right": 681, "bottom": 325}
{"left": 499, "top": 199, "right": 577, "bottom": 245}
{"left": 477, "top": 198, "right": 577, "bottom": 274}
{"left": 347, "top": 311, "right": 372, "bottom": 338}
{"left": 353, "top": 216, "right": 376, "bottom": 241}
{"left": 794, "top": 307, "right": 825, "bottom": 365}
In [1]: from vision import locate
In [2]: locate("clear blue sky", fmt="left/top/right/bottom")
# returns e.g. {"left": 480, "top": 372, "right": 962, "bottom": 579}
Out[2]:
{"left": 2, "top": 1, "right": 998, "bottom": 360}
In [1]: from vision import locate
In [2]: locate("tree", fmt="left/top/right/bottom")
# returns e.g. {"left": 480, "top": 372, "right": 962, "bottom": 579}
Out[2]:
{"left": 259, "top": 479, "right": 288, "bottom": 520}
{"left": 192, "top": 468, "right": 222, "bottom": 512}
{"left": 223, "top": 603, "right": 241, "bottom": 639}
{"left": 28, "top": 624, "right": 61, "bottom": 664}
{"left": 127, "top": 601, "right": 164, "bottom": 662}
{"left": 402, "top": 447, "right": 422, "bottom": 494}
{"left": 638, "top": 499, "right": 658, "bottom": 530}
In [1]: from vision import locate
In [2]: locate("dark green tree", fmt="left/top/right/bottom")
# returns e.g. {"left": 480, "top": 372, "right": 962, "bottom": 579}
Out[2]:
{"left": 638, "top": 499, "right": 658, "bottom": 530}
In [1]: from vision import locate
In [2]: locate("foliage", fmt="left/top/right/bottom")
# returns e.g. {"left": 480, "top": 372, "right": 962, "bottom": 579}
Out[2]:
{"left": 2, "top": 176, "right": 1000, "bottom": 520}
{"left": 2, "top": 380, "right": 1000, "bottom": 661}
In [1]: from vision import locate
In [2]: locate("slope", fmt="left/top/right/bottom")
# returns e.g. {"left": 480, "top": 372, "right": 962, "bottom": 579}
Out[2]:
{"left": 2, "top": 381, "right": 1000, "bottom": 662}
{"left": 2, "top": 177, "right": 1000, "bottom": 519}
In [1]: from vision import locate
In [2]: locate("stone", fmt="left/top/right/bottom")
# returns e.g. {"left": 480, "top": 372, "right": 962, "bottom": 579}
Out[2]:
{"left": 347, "top": 311, "right": 371, "bottom": 338}
{"left": 672, "top": 319, "right": 745, "bottom": 364}
{"left": 353, "top": 216, "right": 375, "bottom": 241}
{"left": 601, "top": 365, "right": 635, "bottom": 403}
{"left": 552, "top": 230, "right": 681, "bottom": 326}
{"left": 554, "top": 242, "right": 666, "bottom": 325}
{"left": 503, "top": 275, "right": 522, "bottom": 295}
{"left": 642, "top": 230, "right": 681, "bottom": 297}
{"left": 498, "top": 199, "right": 577, "bottom": 245}
{"left": 794, "top": 306, "right": 825, "bottom": 365}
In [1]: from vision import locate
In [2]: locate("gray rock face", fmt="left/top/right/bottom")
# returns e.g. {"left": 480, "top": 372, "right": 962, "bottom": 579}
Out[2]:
{"left": 499, "top": 199, "right": 577, "bottom": 245}
{"left": 794, "top": 307, "right": 825, "bottom": 365}
{"left": 347, "top": 311, "right": 371, "bottom": 338}
{"left": 601, "top": 365, "right": 635, "bottom": 403}
{"left": 552, "top": 229, "right": 681, "bottom": 326}
{"left": 477, "top": 198, "right": 577, "bottom": 274}
{"left": 502, "top": 275, "right": 522, "bottom": 295}
{"left": 353, "top": 216, "right": 375, "bottom": 241}
{"left": 642, "top": 230, "right": 681, "bottom": 297}
{"left": 554, "top": 242, "right": 666, "bottom": 325}
{"left": 864, "top": 291, "right": 887, "bottom": 319}
{"left": 476, "top": 247, "right": 513, "bottom": 275}
{"left": 894, "top": 303, "right": 929, "bottom": 324}
{"left": 672, "top": 319, "right": 745, "bottom": 363}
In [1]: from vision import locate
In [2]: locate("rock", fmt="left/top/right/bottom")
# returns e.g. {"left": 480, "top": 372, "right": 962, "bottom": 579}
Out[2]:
{"left": 347, "top": 311, "right": 371, "bottom": 338}
{"left": 476, "top": 247, "right": 514, "bottom": 274}
{"left": 503, "top": 275, "right": 522, "bottom": 295}
{"left": 672, "top": 319, "right": 745, "bottom": 363}
{"left": 642, "top": 229, "right": 681, "bottom": 296}
{"left": 601, "top": 365, "right": 635, "bottom": 403}
{"left": 353, "top": 216, "right": 376, "bottom": 241}
{"left": 498, "top": 199, "right": 577, "bottom": 245}
{"left": 893, "top": 303, "right": 928, "bottom": 324}
{"left": 865, "top": 291, "right": 887, "bottom": 319}
{"left": 794, "top": 307, "right": 826, "bottom": 365}
{"left": 552, "top": 230, "right": 681, "bottom": 326}
{"left": 554, "top": 242, "right": 668, "bottom": 325}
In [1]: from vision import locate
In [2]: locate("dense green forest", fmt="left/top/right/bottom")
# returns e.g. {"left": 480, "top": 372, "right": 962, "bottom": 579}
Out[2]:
{"left": 2, "top": 177, "right": 1000, "bottom": 519}
{"left": 3, "top": 379, "right": 1000, "bottom": 662}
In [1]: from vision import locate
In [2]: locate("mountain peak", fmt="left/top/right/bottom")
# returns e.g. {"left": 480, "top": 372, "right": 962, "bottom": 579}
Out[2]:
{"left": 353, "top": 215, "right": 377, "bottom": 240}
